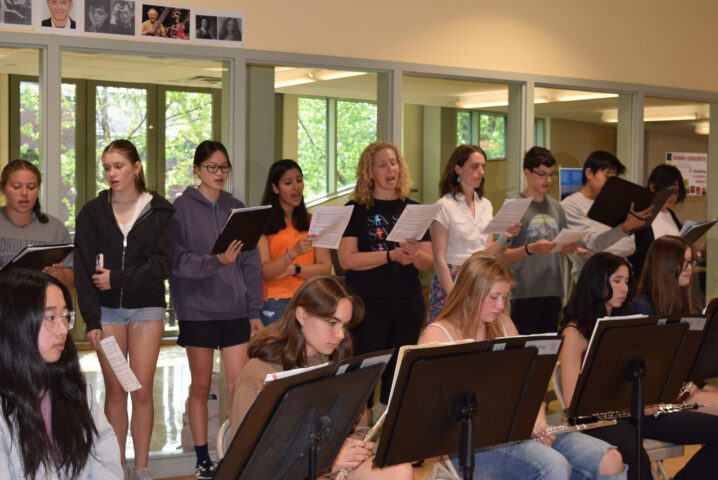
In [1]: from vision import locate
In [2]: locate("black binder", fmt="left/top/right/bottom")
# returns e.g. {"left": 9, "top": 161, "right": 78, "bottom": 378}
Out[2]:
{"left": 587, "top": 176, "right": 673, "bottom": 231}
{"left": 211, "top": 205, "right": 272, "bottom": 254}
{"left": 1, "top": 244, "right": 75, "bottom": 272}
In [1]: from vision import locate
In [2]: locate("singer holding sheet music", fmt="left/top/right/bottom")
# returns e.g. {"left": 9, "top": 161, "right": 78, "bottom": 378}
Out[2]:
{"left": 427, "top": 145, "right": 520, "bottom": 323}
{"left": 338, "top": 141, "right": 433, "bottom": 414}
{"left": 257, "top": 160, "right": 331, "bottom": 325}
{"left": 74, "top": 139, "right": 174, "bottom": 480}
{"left": 420, "top": 251, "right": 625, "bottom": 479}
{"left": 0, "top": 160, "right": 74, "bottom": 290}
{"left": 559, "top": 252, "right": 718, "bottom": 480}
{"left": 169, "top": 140, "right": 263, "bottom": 479}
{"left": 0, "top": 269, "right": 122, "bottom": 479}
{"left": 228, "top": 275, "right": 412, "bottom": 479}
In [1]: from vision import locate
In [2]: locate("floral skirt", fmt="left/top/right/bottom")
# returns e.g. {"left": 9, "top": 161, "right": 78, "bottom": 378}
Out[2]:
{"left": 426, "top": 263, "right": 461, "bottom": 324}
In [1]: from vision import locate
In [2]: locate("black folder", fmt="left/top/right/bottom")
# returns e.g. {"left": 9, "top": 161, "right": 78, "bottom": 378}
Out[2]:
{"left": 680, "top": 217, "right": 718, "bottom": 244}
{"left": 1, "top": 244, "right": 75, "bottom": 272}
{"left": 211, "top": 205, "right": 272, "bottom": 254}
{"left": 587, "top": 176, "right": 673, "bottom": 231}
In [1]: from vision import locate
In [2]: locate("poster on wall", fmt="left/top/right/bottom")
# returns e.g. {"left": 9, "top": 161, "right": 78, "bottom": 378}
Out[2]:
{"left": 666, "top": 152, "right": 707, "bottom": 195}
{"left": 1, "top": 0, "right": 33, "bottom": 26}
{"left": 559, "top": 167, "right": 583, "bottom": 200}
{"left": 193, "top": 9, "right": 242, "bottom": 46}
{"left": 140, "top": 3, "right": 189, "bottom": 40}
{"left": 37, "top": 0, "right": 82, "bottom": 33}
{"left": 84, "top": 0, "right": 135, "bottom": 36}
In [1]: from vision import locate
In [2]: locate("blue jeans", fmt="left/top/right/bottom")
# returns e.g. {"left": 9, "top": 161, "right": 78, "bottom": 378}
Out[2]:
{"left": 453, "top": 432, "right": 625, "bottom": 479}
{"left": 260, "top": 297, "right": 290, "bottom": 326}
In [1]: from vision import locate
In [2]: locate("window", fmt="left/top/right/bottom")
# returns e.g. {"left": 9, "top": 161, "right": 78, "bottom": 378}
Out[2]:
{"left": 297, "top": 96, "right": 377, "bottom": 200}
{"left": 455, "top": 110, "right": 506, "bottom": 159}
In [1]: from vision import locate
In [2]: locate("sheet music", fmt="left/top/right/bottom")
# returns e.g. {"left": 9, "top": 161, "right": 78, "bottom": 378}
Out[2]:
{"left": 99, "top": 336, "right": 141, "bottom": 392}
{"left": 308, "top": 206, "right": 354, "bottom": 249}
{"left": 263, "top": 362, "right": 328, "bottom": 383}
{"left": 481, "top": 197, "right": 532, "bottom": 234}
{"left": 385, "top": 204, "right": 440, "bottom": 242}
{"left": 550, "top": 229, "right": 590, "bottom": 252}
{"left": 581, "top": 315, "right": 649, "bottom": 371}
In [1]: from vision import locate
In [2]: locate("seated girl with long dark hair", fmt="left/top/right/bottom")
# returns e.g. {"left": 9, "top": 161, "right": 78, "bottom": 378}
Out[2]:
{"left": 560, "top": 252, "right": 718, "bottom": 480}
{"left": 228, "top": 275, "right": 412, "bottom": 480}
{"left": 420, "top": 251, "right": 625, "bottom": 479}
{"left": 0, "top": 269, "right": 122, "bottom": 479}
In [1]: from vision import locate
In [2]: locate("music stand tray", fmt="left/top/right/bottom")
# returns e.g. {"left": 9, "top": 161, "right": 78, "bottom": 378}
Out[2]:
{"left": 214, "top": 350, "right": 392, "bottom": 480}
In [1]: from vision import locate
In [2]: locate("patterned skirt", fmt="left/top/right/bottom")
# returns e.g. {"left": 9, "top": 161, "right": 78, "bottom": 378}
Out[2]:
{"left": 426, "top": 263, "right": 461, "bottom": 324}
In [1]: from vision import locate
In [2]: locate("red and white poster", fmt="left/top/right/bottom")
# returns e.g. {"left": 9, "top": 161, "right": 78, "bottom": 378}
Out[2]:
{"left": 666, "top": 152, "right": 707, "bottom": 196}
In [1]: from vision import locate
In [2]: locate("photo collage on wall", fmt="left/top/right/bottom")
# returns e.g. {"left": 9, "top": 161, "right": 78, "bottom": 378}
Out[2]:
{"left": 0, "top": 0, "right": 244, "bottom": 46}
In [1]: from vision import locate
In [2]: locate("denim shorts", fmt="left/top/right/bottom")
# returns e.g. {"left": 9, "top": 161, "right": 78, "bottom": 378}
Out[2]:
{"left": 100, "top": 306, "right": 166, "bottom": 325}
{"left": 261, "top": 297, "right": 291, "bottom": 326}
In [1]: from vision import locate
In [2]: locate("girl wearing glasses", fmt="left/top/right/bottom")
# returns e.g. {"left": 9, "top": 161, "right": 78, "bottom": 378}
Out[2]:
{"left": 559, "top": 252, "right": 718, "bottom": 480}
{"left": 257, "top": 160, "right": 331, "bottom": 326}
{"left": 0, "top": 269, "right": 122, "bottom": 479}
{"left": 75, "top": 139, "right": 173, "bottom": 480}
{"left": 170, "top": 140, "right": 262, "bottom": 479}
{"left": 228, "top": 275, "right": 412, "bottom": 480}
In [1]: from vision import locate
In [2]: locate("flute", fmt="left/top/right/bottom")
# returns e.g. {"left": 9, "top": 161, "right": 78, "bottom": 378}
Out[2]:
{"left": 575, "top": 402, "right": 702, "bottom": 423}
{"left": 542, "top": 419, "right": 617, "bottom": 436}
{"left": 335, "top": 409, "right": 389, "bottom": 480}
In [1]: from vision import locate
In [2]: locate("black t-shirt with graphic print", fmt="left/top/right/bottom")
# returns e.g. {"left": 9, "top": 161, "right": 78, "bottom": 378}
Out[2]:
{"left": 342, "top": 198, "right": 430, "bottom": 302}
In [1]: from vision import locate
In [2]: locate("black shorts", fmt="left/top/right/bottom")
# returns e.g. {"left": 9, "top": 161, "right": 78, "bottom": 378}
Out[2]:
{"left": 177, "top": 318, "right": 250, "bottom": 349}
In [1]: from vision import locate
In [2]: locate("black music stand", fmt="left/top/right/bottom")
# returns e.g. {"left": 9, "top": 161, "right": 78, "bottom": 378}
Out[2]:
{"left": 567, "top": 318, "right": 689, "bottom": 480}
{"left": 688, "top": 299, "right": 718, "bottom": 383}
{"left": 373, "top": 335, "right": 563, "bottom": 480}
{"left": 214, "top": 350, "right": 392, "bottom": 480}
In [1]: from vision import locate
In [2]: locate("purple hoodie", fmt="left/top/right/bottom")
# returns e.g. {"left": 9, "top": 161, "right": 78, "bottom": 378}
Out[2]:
{"left": 169, "top": 187, "right": 262, "bottom": 321}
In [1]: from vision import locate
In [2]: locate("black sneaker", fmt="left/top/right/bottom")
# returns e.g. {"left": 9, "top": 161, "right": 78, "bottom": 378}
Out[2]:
{"left": 195, "top": 460, "right": 217, "bottom": 480}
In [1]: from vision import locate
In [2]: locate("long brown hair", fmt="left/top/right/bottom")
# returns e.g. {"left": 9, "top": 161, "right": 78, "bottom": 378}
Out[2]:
{"left": 102, "top": 139, "right": 148, "bottom": 192}
{"left": 248, "top": 276, "right": 363, "bottom": 370}
{"left": 634, "top": 235, "right": 696, "bottom": 315}
{"left": 352, "top": 141, "right": 411, "bottom": 208}
{"left": 439, "top": 144, "right": 486, "bottom": 199}
{"left": 0, "top": 160, "right": 48, "bottom": 224}
{"left": 436, "top": 251, "right": 515, "bottom": 341}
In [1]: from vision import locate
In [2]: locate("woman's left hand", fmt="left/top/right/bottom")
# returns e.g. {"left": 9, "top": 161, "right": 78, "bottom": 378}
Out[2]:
{"left": 249, "top": 318, "right": 263, "bottom": 334}
{"left": 532, "top": 416, "right": 555, "bottom": 446}
{"left": 92, "top": 267, "right": 111, "bottom": 290}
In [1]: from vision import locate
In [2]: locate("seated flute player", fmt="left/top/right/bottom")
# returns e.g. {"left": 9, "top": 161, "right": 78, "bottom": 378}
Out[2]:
{"left": 228, "top": 275, "right": 412, "bottom": 480}
{"left": 419, "top": 251, "right": 626, "bottom": 479}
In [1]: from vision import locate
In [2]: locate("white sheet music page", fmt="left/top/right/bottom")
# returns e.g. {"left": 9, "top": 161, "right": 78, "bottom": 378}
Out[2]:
{"left": 550, "top": 229, "right": 590, "bottom": 252}
{"left": 481, "top": 197, "right": 532, "bottom": 234}
{"left": 385, "top": 204, "right": 440, "bottom": 242}
{"left": 308, "top": 206, "right": 354, "bottom": 249}
{"left": 99, "top": 336, "right": 141, "bottom": 392}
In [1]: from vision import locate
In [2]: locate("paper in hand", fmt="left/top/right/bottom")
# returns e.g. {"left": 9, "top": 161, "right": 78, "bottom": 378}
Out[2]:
{"left": 99, "top": 336, "right": 142, "bottom": 392}
{"left": 549, "top": 229, "right": 589, "bottom": 252}
{"left": 308, "top": 206, "right": 354, "bottom": 249}
{"left": 481, "top": 197, "right": 532, "bottom": 234}
{"left": 385, "top": 204, "right": 440, "bottom": 242}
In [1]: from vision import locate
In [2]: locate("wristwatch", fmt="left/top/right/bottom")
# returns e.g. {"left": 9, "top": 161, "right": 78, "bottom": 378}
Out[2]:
{"left": 294, "top": 264, "right": 301, "bottom": 275}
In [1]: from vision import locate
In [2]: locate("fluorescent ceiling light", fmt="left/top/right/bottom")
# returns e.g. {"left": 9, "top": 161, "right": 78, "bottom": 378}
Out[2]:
{"left": 695, "top": 121, "right": 709, "bottom": 135}
{"left": 275, "top": 77, "right": 316, "bottom": 88}
{"left": 557, "top": 93, "right": 617, "bottom": 102}
{"left": 601, "top": 104, "right": 709, "bottom": 123}
{"left": 317, "top": 71, "right": 366, "bottom": 81}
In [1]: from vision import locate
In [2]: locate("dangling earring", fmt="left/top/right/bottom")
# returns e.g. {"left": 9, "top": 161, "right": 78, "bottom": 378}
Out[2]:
{"left": 456, "top": 175, "right": 461, "bottom": 183}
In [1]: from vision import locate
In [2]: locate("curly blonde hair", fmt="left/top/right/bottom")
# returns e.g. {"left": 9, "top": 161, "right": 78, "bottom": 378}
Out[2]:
{"left": 352, "top": 141, "right": 411, "bottom": 208}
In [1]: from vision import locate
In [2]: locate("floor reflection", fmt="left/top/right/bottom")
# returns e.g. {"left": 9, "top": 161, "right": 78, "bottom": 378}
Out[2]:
{"left": 80, "top": 345, "right": 203, "bottom": 456}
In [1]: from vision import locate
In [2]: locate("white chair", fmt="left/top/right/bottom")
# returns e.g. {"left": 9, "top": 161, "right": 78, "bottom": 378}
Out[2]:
{"left": 216, "top": 419, "right": 232, "bottom": 460}
{"left": 552, "top": 362, "right": 683, "bottom": 480}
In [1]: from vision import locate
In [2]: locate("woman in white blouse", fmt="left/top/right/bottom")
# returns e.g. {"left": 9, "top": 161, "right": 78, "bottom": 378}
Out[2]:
{"left": 427, "top": 144, "right": 519, "bottom": 322}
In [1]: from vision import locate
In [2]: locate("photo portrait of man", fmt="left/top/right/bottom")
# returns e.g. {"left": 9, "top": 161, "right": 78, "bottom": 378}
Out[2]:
{"left": 195, "top": 15, "right": 216, "bottom": 40}
{"left": 4, "top": 0, "right": 31, "bottom": 25}
{"left": 108, "top": 0, "right": 134, "bottom": 35}
{"left": 41, "top": 0, "right": 76, "bottom": 29}
{"left": 85, "top": 0, "right": 110, "bottom": 32}
{"left": 141, "top": 6, "right": 166, "bottom": 36}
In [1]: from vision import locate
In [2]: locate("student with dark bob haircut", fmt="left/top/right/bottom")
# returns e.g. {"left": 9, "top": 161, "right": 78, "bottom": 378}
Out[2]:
{"left": 170, "top": 140, "right": 262, "bottom": 479}
{"left": 629, "top": 164, "right": 686, "bottom": 278}
{"left": 257, "top": 159, "right": 331, "bottom": 325}
{"left": 0, "top": 269, "right": 121, "bottom": 479}
{"left": 559, "top": 252, "right": 718, "bottom": 480}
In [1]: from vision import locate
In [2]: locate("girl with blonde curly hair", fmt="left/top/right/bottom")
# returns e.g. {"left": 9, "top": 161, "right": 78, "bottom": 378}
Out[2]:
{"left": 338, "top": 141, "right": 432, "bottom": 414}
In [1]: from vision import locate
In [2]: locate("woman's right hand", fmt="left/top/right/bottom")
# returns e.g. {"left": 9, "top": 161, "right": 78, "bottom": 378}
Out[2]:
{"left": 331, "top": 437, "right": 374, "bottom": 472}
{"left": 87, "top": 328, "right": 103, "bottom": 351}
{"left": 290, "top": 235, "right": 313, "bottom": 259}
{"left": 217, "top": 240, "right": 243, "bottom": 264}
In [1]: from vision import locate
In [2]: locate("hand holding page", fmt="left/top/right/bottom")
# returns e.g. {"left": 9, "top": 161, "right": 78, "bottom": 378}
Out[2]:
{"left": 307, "top": 206, "right": 354, "bottom": 249}
{"left": 550, "top": 229, "right": 589, "bottom": 252}
{"left": 481, "top": 197, "right": 532, "bottom": 234}
{"left": 385, "top": 204, "right": 441, "bottom": 242}
{"left": 99, "top": 336, "right": 141, "bottom": 392}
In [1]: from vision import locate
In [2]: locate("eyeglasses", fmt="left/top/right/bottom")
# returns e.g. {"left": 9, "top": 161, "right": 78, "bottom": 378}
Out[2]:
{"left": 531, "top": 170, "right": 557, "bottom": 180}
{"left": 682, "top": 259, "right": 697, "bottom": 271}
{"left": 42, "top": 311, "right": 75, "bottom": 331}
{"left": 202, "top": 164, "right": 232, "bottom": 174}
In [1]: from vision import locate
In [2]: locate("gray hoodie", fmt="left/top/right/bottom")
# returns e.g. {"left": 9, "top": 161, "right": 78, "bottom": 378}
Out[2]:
{"left": 169, "top": 187, "right": 263, "bottom": 321}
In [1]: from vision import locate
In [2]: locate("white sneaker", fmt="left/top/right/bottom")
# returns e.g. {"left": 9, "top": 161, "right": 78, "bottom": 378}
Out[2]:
{"left": 133, "top": 467, "right": 153, "bottom": 480}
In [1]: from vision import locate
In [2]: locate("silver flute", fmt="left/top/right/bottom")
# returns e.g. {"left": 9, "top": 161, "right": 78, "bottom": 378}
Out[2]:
{"left": 335, "top": 409, "right": 388, "bottom": 480}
